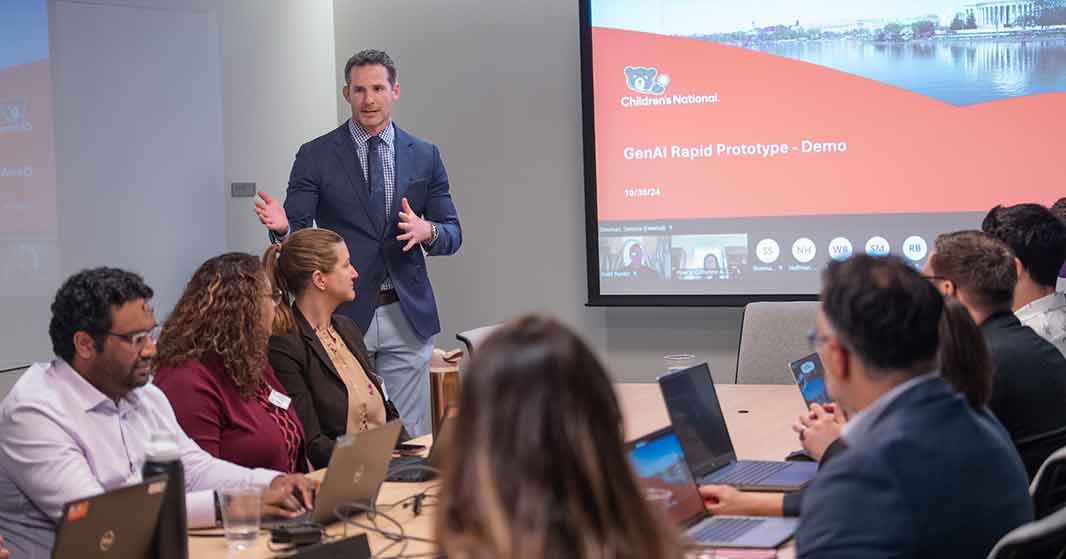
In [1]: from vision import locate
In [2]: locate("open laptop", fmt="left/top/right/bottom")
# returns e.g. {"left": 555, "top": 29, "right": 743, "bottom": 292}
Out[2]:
{"left": 266, "top": 420, "right": 402, "bottom": 527}
{"left": 386, "top": 410, "right": 457, "bottom": 483}
{"left": 52, "top": 476, "right": 168, "bottom": 559}
{"left": 658, "top": 363, "right": 817, "bottom": 491}
{"left": 788, "top": 352, "right": 831, "bottom": 407}
{"left": 627, "top": 427, "right": 797, "bottom": 548}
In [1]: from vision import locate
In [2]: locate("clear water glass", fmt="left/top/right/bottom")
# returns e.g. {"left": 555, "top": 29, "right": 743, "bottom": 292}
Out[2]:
{"left": 664, "top": 353, "right": 697, "bottom": 372}
{"left": 219, "top": 486, "right": 261, "bottom": 553}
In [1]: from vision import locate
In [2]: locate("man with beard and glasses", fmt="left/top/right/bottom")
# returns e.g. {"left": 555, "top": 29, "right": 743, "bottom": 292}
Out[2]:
{"left": 0, "top": 268, "right": 318, "bottom": 557}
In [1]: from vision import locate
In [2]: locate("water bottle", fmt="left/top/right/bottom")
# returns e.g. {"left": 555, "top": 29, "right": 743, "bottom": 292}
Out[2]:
{"left": 142, "top": 433, "right": 189, "bottom": 559}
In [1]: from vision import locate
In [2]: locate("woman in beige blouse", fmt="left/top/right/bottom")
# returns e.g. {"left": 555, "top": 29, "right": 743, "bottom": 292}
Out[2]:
{"left": 264, "top": 228, "right": 405, "bottom": 469}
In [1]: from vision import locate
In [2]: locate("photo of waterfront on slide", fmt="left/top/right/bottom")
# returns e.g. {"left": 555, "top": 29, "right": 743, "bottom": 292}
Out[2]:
{"left": 594, "top": 0, "right": 1066, "bottom": 105}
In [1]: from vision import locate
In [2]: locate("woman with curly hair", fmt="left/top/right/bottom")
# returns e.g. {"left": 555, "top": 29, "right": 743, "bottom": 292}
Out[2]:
{"left": 154, "top": 253, "right": 309, "bottom": 473}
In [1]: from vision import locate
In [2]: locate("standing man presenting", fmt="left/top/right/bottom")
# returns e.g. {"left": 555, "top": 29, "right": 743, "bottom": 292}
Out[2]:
{"left": 255, "top": 50, "right": 461, "bottom": 436}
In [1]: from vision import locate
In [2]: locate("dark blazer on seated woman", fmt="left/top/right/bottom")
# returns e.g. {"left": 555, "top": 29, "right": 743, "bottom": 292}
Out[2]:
{"left": 268, "top": 305, "right": 405, "bottom": 470}
{"left": 154, "top": 353, "right": 309, "bottom": 474}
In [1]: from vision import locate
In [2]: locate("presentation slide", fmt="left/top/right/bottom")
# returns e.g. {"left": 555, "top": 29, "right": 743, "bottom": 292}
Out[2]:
{"left": 584, "top": 0, "right": 1066, "bottom": 301}
{"left": 0, "top": 0, "right": 60, "bottom": 369}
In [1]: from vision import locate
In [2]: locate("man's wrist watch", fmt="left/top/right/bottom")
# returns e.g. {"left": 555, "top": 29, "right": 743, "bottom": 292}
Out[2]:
{"left": 428, "top": 223, "right": 439, "bottom": 245}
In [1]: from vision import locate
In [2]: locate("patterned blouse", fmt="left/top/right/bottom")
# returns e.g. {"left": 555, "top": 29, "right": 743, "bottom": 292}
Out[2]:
{"left": 314, "top": 324, "right": 387, "bottom": 433}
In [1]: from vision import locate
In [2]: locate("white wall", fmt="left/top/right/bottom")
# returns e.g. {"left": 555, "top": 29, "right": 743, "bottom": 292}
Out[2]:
{"left": 331, "top": 0, "right": 744, "bottom": 383}
{"left": 0, "top": 0, "right": 336, "bottom": 368}
{"left": 221, "top": 0, "right": 338, "bottom": 255}
{"left": 50, "top": 0, "right": 225, "bottom": 360}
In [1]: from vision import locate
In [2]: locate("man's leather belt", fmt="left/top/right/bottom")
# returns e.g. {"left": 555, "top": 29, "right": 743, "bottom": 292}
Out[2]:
{"left": 377, "top": 289, "right": 399, "bottom": 306}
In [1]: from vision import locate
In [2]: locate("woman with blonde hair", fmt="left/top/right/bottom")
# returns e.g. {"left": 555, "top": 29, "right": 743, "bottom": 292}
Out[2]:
{"left": 436, "top": 315, "right": 682, "bottom": 559}
{"left": 264, "top": 228, "right": 403, "bottom": 470}
{"left": 154, "top": 252, "right": 308, "bottom": 473}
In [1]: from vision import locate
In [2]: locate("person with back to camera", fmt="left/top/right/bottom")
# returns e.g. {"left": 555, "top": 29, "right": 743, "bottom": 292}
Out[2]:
{"left": 925, "top": 230, "right": 1066, "bottom": 478}
{"left": 982, "top": 203, "right": 1066, "bottom": 356}
{"left": 793, "top": 255, "right": 1030, "bottom": 558}
{"left": 263, "top": 228, "right": 406, "bottom": 470}
{"left": 435, "top": 315, "right": 684, "bottom": 559}
{"left": 699, "top": 296, "right": 998, "bottom": 518}
{"left": 154, "top": 253, "right": 310, "bottom": 474}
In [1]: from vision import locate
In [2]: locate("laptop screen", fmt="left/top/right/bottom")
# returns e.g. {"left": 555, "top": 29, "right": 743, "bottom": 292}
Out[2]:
{"left": 626, "top": 428, "right": 707, "bottom": 527}
{"left": 658, "top": 363, "right": 735, "bottom": 473}
{"left": 789, "top": 353, "right": 831, "bottom": 406}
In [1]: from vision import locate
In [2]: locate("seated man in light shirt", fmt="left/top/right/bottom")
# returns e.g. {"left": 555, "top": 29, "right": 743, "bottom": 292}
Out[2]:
{"left": 983, "top": 203, "right": 1066, "bottom": 356}
{"left": 0, "top": 268, "right": 317, "bottom": 557}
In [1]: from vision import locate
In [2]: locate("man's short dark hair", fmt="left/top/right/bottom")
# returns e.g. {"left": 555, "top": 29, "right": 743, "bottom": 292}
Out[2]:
{"left": 982, "top": 203, "right": 1066, "bottom": 288}
{"left": 49, "top": 268, "right": 154, "bottom": 362}
{"left": 930, "top": 231, "right": 1016, "bottom": 314}
{"left": 1050, "top": 198, "right": 1066, "bottom": 222}
{"left": 821, "top": 255, "right": 943, "bottom": 374}
{"left": 344, "top": 49, "right": 397, "bottom": 86}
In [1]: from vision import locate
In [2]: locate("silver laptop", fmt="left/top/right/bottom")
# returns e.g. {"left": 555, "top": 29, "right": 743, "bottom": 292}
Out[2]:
{"left": 627, "top": 427, "right": 797, "bottom": 548}
{"left": 267, "top": 420, "right": 402, "bottom": 527}
{"left": 658, "top": 363, "right": 817, "bottom": 491}
{"left": 53, "top": 476, "right": 168, "bottom": 559}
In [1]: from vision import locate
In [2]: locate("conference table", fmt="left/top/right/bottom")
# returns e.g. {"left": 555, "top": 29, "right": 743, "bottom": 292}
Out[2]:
{"left": 188, "top": 383, "right": 808, "bottom": 558}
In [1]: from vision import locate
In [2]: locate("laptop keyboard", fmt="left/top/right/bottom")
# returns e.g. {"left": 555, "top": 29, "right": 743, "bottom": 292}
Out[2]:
{"left": 712, "top": 461, "right": 791, "bottom": 485}
{"left": 691, "top": 517, "right": 763, "bottom": 543}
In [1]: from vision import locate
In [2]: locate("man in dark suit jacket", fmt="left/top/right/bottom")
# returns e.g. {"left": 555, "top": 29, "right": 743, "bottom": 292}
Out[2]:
{"left": 255, "top": 49, "right": 461, "bottom": 436}
{"left": 926, "top": 230, "right": 1066, "bottom": 477}
{"left": 797, "top": 255, "right": 1032, "bottom": 558}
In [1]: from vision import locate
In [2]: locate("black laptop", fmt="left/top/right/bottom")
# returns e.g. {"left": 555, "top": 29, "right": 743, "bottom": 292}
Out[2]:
{"left": 386, "top": 407, "right": 457, "bottom": 482}
{"left": 627, "top": 426, "right": 798, "bottom": 548}
{"left": 52, "top": 476, "right": 168, "bottom": 559}
{"left": 658, "top": 363, "right": 817, "bottom": 491}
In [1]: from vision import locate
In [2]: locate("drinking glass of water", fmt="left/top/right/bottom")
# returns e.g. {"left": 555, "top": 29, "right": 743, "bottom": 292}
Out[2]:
{"left": 220, "top": 486, "right": 261, "bottom": 553}
{"left": 663, "top": 353, "right": 697, "bottom": 372}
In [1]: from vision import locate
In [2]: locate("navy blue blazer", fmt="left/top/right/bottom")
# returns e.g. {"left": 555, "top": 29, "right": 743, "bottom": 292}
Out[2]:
{"left": 796, "top": 377, "right": 1032, "bottom": 559}
{"left": 282, "top": 122, "right": 461, "bottom": 339}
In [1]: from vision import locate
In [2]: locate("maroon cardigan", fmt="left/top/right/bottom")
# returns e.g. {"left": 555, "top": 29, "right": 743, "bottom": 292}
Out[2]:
{"left": 154, "top": 354, "right": 309, "bottom": 473}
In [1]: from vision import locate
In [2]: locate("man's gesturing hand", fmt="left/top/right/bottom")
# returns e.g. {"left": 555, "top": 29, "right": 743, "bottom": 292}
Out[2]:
{"left": 254, "top": 192, "right": 289, "bottom": 235}
{"left": 396, "top": 197, "right": 433, "bottom": 252}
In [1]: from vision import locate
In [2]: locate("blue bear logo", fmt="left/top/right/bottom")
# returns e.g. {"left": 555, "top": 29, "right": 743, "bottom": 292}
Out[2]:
{"left": 624, "top": 66, "right": 667, "bottom": 95}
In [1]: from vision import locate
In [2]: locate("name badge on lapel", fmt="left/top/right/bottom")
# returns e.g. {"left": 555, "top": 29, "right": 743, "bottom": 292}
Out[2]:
{"left": 268, "top": 388, "right": 292, "bottom": 410}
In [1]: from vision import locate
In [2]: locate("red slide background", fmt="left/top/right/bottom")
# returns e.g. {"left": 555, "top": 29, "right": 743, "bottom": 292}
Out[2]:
{"left": 594, "top": 28, "right": 1063, "bottom": 222}
{"left": 0, "top": 60, "right": 58, "bottom": 235}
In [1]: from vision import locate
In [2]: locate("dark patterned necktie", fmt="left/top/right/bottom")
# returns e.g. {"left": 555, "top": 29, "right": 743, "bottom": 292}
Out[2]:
{"left": 366, "top": 135, "right": 386, "bottom": 236}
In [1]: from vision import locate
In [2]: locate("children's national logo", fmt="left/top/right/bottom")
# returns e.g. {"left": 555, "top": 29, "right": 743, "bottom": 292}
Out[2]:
{"left": 624, "top": 66, "right": 669, "bottom": 96}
